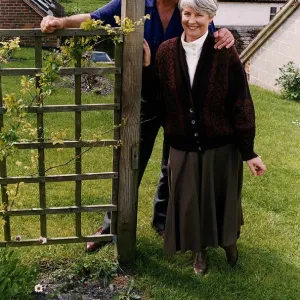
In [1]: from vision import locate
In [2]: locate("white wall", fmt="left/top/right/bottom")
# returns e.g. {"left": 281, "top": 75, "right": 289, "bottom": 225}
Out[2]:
{"left": 214, "top": 3, "right": 285, "bottom": 26}
{"left": 249, "top": 7, "right": 300, "bottom": 91}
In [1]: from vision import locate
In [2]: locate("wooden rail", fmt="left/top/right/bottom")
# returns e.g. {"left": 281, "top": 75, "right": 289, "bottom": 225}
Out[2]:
{"left": 0, "top": 28, "right": 122, "bottom": 38}
{"left": 0, "top": 104, "right": 120, "bottom": 114}
{"left": 0, "top": 235, "right": 114, "bottom": 247}
{"left": 0, "top": 204, "right": 117, "bottom": 217}
{"left": 0, "top": 67, "right": 120, "bottom": 76}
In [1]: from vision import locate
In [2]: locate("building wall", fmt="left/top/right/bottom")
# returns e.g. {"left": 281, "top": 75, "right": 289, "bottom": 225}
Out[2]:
{"left": 214, "top": 3, "right": 285, "bottom": 26}
{"left": 0, "top": 0, "right": 60, "bottom": 46}
{"left": 249, "top": 7, "right": 300, "bottom": 91}
{"left": 0, "top": 0, "right": 43, "bottom": 30}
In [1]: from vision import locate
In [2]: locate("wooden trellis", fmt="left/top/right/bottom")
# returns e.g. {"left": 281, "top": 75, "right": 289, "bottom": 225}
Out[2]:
{"left": 0, "top": 0, "right": 144, "bottom": 263}
{"left": 0, "top": 28, "right": 121, "bottom": 247}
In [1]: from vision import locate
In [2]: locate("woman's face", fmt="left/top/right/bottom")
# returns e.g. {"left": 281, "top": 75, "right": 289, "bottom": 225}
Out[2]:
{"left": 181, "top": 6, "right": 214, "bottom": 42}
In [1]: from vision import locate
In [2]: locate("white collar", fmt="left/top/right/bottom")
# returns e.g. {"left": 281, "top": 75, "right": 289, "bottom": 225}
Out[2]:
{"left": 181, "top": 31, "right": 208, "bottom": 49}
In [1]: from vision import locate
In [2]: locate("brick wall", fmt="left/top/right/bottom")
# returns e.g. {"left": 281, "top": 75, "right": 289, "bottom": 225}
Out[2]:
{"left": 249, "top": 7, "right": 300, "bottom": 91}
{"left": 0, "top": 0, "right": 58, "bottom": 46}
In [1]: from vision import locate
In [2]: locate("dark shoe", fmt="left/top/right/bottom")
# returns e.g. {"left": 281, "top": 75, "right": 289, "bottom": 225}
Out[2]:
{"left": 158, "top": 230, "right": 165, "bottom": 240}
{"left": 193, "top": 250, "right": 208, "bottom": 275}
{"left": 223, "top": 243, "right": 239, "bottom": 267}
{"left": 86, "top": 227, "right": 108, "bottom": 253}
{"left": 152, "top": 223, "right": 165, "bottom": 240}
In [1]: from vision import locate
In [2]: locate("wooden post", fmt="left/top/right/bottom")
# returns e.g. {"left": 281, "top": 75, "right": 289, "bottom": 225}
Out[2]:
{"left": 117, "top": 0, "right": 144, "bottom": 264}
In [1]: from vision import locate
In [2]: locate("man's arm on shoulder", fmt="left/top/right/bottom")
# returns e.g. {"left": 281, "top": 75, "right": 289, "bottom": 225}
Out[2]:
{"left": 209, "top": 22, "right": 234, "bottom": 50}
{"left": 214, "top": 28, "right": 235, "bottom": 49}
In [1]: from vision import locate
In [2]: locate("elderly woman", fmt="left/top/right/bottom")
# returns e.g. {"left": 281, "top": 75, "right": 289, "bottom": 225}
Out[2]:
{"left": 143, "top": 0, "right": 266, "bottom": 275}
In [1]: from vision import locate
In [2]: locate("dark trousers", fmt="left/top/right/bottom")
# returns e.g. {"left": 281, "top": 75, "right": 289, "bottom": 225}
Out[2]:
{"left": 101, "top": 97, "right": 169, "bottom": 234}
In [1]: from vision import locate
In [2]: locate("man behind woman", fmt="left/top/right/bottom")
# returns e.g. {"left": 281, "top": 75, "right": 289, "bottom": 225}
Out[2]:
{"left": 143, "top": 0, "right": 266, "bottom": 275}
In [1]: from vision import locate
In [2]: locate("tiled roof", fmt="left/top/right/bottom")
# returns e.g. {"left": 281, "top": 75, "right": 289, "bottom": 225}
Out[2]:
{"left": 223, "top": 26, "right": 263, "bottom": 53}
{"left": 240, "top": 0, "right": 299, "bottom": 62}
{"left": 23, "top": 0, "right": 64, "bottom": 17}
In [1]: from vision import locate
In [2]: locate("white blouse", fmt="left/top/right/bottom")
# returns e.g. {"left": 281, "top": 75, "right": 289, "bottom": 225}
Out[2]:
{"left": 181, "top": 31, "right": 208, "bottom": 87}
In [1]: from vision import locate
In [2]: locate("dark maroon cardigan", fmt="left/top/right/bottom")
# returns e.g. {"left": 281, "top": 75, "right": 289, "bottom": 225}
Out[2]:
{"left": 143, "top": 35, "right": 257, "bottom": 161}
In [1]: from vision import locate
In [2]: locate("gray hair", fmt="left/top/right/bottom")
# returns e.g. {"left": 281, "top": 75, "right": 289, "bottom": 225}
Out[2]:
{"left": 178, "top": 0, "right": 218, "bottom": 17}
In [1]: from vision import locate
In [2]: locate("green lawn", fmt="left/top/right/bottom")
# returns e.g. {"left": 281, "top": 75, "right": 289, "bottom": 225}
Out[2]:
{"left": 136, "top": 85, "right": 300, "bottom": 299}
{"left": 1, "top": 48, "right": 300, "bottom": 299}
{"left": 57, "top": 0, "right": 109, "bottom": 14}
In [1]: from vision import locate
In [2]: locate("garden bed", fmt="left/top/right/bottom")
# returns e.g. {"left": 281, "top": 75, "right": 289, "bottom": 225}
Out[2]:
{"left": 34, "top": 270, "right": 141, "bottom": 299}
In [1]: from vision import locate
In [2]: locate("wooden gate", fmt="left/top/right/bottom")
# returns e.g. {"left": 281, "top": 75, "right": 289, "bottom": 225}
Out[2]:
{"left": 0, "top": 1, "right": 144, "bottom": 264}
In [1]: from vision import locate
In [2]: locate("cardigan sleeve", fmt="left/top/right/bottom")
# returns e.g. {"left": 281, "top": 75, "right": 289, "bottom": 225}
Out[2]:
{"left": 228, "top": 48, "right": 258, "bottom": 161}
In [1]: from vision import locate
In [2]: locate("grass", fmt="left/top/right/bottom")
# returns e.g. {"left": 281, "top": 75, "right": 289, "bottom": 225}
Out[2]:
{"left": 1, "top": 47, "right": 300, "bottom": 299}
{"left": 0, "top": 49, "right": 114, "bottom": 264}
{"left": 57, "top": 0, "right": 109, "bottom": 14}
{"left": 135, "top": 85, "right": 300, "bottom": 299}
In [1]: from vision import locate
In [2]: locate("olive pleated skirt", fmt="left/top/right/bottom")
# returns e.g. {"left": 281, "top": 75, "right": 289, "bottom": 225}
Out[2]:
{"left": 164, "top": 144, "right": 244, "bottom": 255}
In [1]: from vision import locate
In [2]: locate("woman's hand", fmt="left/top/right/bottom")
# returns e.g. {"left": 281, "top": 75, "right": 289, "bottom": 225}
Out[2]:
{"left": 246, "top": 157, "right": 267, "bottom": 176}
{"left": 143, "top": 39, "right": 151, "bottom": 67}
{"left": 213, "top": 28, "right": 235, "bottom": 49}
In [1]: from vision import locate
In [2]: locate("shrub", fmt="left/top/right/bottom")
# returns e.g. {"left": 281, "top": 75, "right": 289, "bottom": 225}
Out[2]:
{"left": 0, "top": 249, "right": 37, "bottom": 299}
{"left": 74, "top": 254, "right": 119, "bottom": 287}
{"left": 0, "top": 37, "right": 20, "bottom": 63}
{"left": 276, "top": 61, "right": 300, "bottom": 101}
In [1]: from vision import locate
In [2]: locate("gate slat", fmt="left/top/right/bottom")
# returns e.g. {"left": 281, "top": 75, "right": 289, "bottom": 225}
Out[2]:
{"left": 74, "top": 45, "right": 82, "bottom": 237}
{"left": 0, "top": 204, "right": 118, "bottom": 216}
{"left": 0, "top": 104, "right": 120, "bottom": 114}
{"left": 13, "top": 140, "right": 118, "bottom": 149}
{"left": 0, "top": 172, "right": 118, "bottom": 184}
{"left": 0, "top": 67, "right": 120, "bottom": 76}
{"left": 0, "top": 76, "right": 11, "bottom": 241}
{"left": 0, "top": 28, "right": 119, "bottom": 37}
{"left": 35, "top": 36, "right": 47, "bottom": 238}
{"left": 111, "top": 42, "right": 123, "bottom": 247}
{"left": 0, "top": 234, "right": 114, "bottom": 247}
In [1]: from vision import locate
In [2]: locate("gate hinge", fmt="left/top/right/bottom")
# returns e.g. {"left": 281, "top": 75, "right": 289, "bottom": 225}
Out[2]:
{"left": 131, "top": 145, "right": 139, "bottom": 170}
{"left": 112, "top": 234, "right": 117, "bottom": 244}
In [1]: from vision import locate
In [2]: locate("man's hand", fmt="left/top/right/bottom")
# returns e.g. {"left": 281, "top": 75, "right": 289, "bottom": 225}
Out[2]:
{"left": 40, "top": 16, "right": 64, "bottom": 33}
{"left": 143, "top": 39, "right": 151, "bottom": 67}
{"left": 246, "top": 156, "right": 267, "bottom": 177}
{"left": 41, "top": 14, "right": 91, "bottom": 33}
{"left": 213, "top": 28, "right": 235, "bottom": 49}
